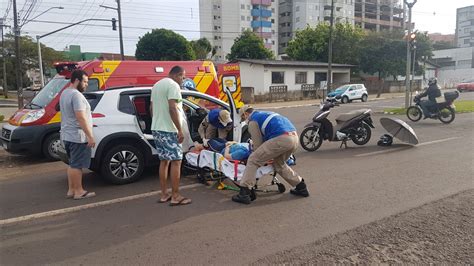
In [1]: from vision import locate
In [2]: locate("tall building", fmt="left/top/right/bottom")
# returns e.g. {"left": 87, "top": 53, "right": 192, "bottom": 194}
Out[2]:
{"left": 354, "top": 0, "right": 404, "bottom": 31}
{"left": 278, "top": 0, "right": 354, "bottom": 54}
{"left": 456, "top": 5, "right": 474, "bottom": 48}
{"left": 199, "top": 0, "right": 279, "bottom": 61}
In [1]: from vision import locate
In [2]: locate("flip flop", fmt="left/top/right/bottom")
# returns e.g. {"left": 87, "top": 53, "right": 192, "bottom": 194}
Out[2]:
{"left": 73, "top": 191, "right": 96, "bottom": 200}
{"left": 169, "top": 197, "right": 192, "bottom": 206}
{"left": 157, "top": 195, "right": 172, "bottom": 203}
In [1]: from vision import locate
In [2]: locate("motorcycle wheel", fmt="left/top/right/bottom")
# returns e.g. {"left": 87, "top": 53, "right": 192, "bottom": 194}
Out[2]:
{"left": 299, "top": 127, "right": 323, "bottom": 152}
{"left": 351, "top": 123, "right": 372, "bottom": 145}
{"left": 406, "top": 106, "right": 422, "bottom": 122}
{"left": 438, "top": 107, "right": 455, "bottom": 124}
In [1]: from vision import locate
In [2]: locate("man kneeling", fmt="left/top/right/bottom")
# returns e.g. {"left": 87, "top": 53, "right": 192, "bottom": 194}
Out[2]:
{"left": 232, "top": 106, "right": 309, "bottom": 204}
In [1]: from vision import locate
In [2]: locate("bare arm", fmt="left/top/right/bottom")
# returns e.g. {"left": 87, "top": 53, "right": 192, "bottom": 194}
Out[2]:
{"left": 75, "top": 111, "right": 95, "bottom": 147}
{"left": 223, "top": 146, "right": 232, "bottom": 160}
{"left": 248, "top": 121, "right": 263, "bottom": 150}
{"left": 168, "top": 99, "right": 183, "bottom": 143}
{"left": 198, "top": 117, "right": 207, "bottom": 141}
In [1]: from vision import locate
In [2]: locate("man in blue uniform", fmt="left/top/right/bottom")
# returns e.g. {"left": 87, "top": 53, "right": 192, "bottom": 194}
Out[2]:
{"left": 198, "top": 108, "right": 232, "bottom": 144}
{"left": 232, "top": 106, "right": 309, "bottom": 204}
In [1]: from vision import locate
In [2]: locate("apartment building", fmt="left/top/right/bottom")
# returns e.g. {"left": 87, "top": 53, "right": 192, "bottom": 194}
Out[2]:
{"left": 456, "top": 5, "right": 474, "bottom": 48}
{"left": 278, "top": 0, "right": 354, "bottom": 54}
{"left": 354, "top": 0, "right": 404, "bottom": 31}
{"left": 199, "top": 0, "right": 279, "bottom": 61}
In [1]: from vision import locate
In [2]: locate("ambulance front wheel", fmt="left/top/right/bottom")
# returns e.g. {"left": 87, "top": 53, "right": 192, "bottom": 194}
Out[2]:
{"left": 42, "top": 132, "right": 61, "bottom": 161}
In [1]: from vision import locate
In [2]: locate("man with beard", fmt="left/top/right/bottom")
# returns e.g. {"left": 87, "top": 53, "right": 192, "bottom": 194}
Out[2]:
{"left": 59, "top": 69, "right": 96, "bottom": 200}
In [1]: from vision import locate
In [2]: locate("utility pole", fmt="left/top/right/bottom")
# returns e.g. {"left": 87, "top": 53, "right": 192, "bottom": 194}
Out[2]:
{"left": 13, "top": 0, "right": 23, "bottom": 108}
{"left": 1, "top": 18, "right": 9, "bottom": 98}
{"left": 100, "top": 0, "right": 125, "bottom": 60}
{"left": 404, "top": 0, "right": 417, "bottom": 108}
{"left": 326, "top": 0, "right": 335, "bottom": 101}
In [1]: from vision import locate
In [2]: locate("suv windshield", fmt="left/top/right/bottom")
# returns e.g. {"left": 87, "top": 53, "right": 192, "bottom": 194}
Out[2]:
{"left": 335, "top": 85, "right": 349, "bottom": 93}
{"left": 28, "top": 78, "right": 69, "bottom": 109}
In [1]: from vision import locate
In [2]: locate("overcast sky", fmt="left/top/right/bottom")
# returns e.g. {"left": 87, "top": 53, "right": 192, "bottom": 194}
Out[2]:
{"left": 1, "top": 0, "right": 472, "bottom": 56}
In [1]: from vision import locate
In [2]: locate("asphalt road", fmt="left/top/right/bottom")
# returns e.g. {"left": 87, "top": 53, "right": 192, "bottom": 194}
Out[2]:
{"left": 0, "top": 94, "right": 473, "bottom": 265}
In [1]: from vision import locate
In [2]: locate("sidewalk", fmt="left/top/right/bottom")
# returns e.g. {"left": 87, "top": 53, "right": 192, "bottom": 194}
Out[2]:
{"left": 252, "top": 92, "right": 405, "bottom": 109}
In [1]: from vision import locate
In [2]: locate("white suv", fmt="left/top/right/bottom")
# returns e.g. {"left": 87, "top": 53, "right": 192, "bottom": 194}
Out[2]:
{"left": 58, "top": 86, "right": 244, "bottom": 184}
{"left": 327, "top": 84, "right": 368, "bottom": 104}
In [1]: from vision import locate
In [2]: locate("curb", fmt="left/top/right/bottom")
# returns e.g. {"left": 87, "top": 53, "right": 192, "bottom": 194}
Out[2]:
{"left": 0, "top": 104, "right": 18, "bottom": 108}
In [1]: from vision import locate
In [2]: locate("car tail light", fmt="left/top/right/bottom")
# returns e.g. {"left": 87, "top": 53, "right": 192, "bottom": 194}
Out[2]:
{"left": 92, "top": 113, "right": 105, "bottom": 118}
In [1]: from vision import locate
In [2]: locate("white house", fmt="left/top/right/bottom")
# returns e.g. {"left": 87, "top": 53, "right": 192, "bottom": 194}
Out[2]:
{"left": 236, "top": 59, "right": 352, "bottom": 97}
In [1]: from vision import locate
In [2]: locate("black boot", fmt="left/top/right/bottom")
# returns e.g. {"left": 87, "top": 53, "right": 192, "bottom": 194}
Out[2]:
{"left": 250, "top": 188, "right": 257, "bottom": 201}
{"left": 232, "top": 187, "right": 252, "bottom": 204}
{"left": 290, "top": 179, "right": 309, "bottom": 197}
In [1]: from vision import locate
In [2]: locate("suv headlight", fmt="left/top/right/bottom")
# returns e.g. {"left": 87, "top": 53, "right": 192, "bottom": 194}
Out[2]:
{"left": 21, "top": 109, "right": 45, "bottom": 124}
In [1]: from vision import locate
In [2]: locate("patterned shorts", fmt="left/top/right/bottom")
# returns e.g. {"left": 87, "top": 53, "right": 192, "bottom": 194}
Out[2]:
{"left": 152, "top": 130, "right": 183, "bottom": 161}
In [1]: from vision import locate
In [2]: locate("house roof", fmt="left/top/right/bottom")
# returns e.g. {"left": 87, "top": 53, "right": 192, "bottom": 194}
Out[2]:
{"left": 235, "top": 59, "right": 354, "bottom": 68}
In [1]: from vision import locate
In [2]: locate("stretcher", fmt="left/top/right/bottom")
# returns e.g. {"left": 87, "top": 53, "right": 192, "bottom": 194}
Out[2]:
{"left": 184, "top": 148, "right": 287, "bottom": 193}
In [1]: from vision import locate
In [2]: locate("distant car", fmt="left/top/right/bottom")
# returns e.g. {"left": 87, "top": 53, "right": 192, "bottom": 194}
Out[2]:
{"left": 326, "top": 84, "right": 368, "bottom": 104}
{"left": 456, "top": 79, "right": 474, "bottom": 92}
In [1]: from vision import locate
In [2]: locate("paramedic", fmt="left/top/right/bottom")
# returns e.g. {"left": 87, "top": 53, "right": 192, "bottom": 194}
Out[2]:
{"left": 198, "top": 108, "right": 233, "bottom": 144}
{"left": 232, "top": 106, "right": 309, "bottom": 204}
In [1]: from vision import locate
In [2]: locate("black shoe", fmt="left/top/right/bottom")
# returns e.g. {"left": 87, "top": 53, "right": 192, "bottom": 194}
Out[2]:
{"left": 250, "top": 189, "right": 257, "bottom": 201}
{"left": 232, "top": 187, "right": 252, "bottom": 204}
{"left": 290, "top": 180, "right": 309, "bottom": 197}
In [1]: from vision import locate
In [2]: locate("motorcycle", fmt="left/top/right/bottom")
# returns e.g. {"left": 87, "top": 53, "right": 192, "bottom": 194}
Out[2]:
{"left": 406, "top": 91, "right": 459, "bottom": 124}
{"left": 299, "top": 101, "right": 375, "bottom": 152}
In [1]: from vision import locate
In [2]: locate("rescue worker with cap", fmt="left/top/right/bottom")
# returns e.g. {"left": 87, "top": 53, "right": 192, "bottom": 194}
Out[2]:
{"left": 198, "top": 108, "right": 233, "bottom": 145}
{"left": 232, "top": 105, "right": 309, "bottom": 204}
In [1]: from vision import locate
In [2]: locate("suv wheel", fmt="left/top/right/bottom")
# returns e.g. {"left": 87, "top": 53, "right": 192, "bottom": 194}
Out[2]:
{"left": 101, "top": 144, "right": 145, "bottom": 184}
{"left": 42, "top": 132, "right": 61, "bottom": 161}
{"left": 341, "top": 96, "right": 349, "bottom": 104}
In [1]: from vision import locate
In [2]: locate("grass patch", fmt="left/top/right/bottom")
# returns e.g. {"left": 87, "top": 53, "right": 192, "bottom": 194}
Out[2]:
{"left": 384, "top": 100, "right": 474, "bottom": 114}
{"left": 0, "top": 115, "right": 4, "bottom": 121}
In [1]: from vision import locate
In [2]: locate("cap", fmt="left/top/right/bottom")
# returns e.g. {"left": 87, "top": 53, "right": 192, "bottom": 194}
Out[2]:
{"left": 218, "top": 110, "right": 232, "bottom": 126}
{"left": 238, "top": 105, "right": 252, "bottom": 118}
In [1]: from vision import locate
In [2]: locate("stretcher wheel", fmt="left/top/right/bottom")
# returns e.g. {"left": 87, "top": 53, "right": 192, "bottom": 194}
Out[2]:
{"left": 277, "top": 183, "right": 286, "bottom": 193}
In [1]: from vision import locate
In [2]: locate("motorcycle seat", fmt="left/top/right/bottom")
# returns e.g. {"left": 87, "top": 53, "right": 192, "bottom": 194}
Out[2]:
{"left": 336, "top": 109, "right": 371, "bottom": 123}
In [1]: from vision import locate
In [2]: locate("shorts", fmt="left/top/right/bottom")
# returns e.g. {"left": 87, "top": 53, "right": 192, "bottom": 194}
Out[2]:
{"left": 152, "top": 130, "right": 183, "bottom": 161}
{"left": 64, "top": 141, "right": 91, "bottom": 169}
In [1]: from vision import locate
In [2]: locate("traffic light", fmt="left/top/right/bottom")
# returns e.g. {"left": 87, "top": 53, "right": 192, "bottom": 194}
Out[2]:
{"left": 112, "top": 18, "right": 117, "bottom": 31}
{"left": 409, "top": 32, "right": 417, "bottom": 49}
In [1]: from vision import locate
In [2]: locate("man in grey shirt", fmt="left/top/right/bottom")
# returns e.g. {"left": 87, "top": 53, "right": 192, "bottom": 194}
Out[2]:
{"left": 60, "top": 69, "right": 96, "bottom": 200}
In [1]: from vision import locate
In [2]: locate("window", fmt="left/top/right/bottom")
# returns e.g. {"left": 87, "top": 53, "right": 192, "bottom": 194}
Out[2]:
{"left": 295, "top": 72, "right": 307, "bottom": 84}
{"left": 296, "top": 6, "right": 300, "bottom": 12}
{"left": 464, "top": 39, "right": 470, "bottom": 44}
{"left": 87, "top": 78, "right": 99, "bottom": 92}
{"left": 247, "top": 5, "right": 250, "bottom": 10}
{"left": 29, "top": 78, "right": 69, "bottom": 108}
{"left": 214, "top": 36, "right": 218, "bottom": 40}
{"left": 296, "top": 17, "right": 300, "bottom": 23}
{"left": 214, "top": 26, "right": 218, "bottom": 30}
{"left": 213, "top": 4, "right": 217, "bottom": 9}
{"left": 272, "top": 72, "right": 285, "bottom": 84}
{"left": 84, "top": 93, "right": 103, "bottom": 111}
{"left": 247, "top": 16, "right": 251, "bottom": 21}
{"left": 241, "top": 15, "right": 245, "bottom": 21}
{"left": 241, "top": 4, "right": 245, "bottom": 9}
{"left": 214, "top": 16, "right": 217, "bottom": 20}
{"left": 465, "top": 28, "right": 470, "bottom": 33}
{"left": 271, "top": 19, "right": 275, "bottom": 23}
{"left": 272, "top": 40, "right": 275, "bottom": 45}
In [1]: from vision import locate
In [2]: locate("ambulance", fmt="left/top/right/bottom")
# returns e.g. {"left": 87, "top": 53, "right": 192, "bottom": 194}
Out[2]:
{"left": 1, "top": 60, "right": 243, "bottom": 160}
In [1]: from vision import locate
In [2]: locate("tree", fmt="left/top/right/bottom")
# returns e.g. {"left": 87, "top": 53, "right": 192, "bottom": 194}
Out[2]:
{"left": 226, "top": 30, "right": 274, "bottom": 61}
{"left": 432, "top": 40, "right": 455, "bottom": 50}
{"left": 135, "top": 28, "right": 195, "bottom": 61}
{"left": 286, "top": 23, "right": 365, "bottom": 65}
{"left": 0, "top": 34, "right": 65, "bottom": 91}
{"left": 191, "top": 38, "right": 212, "bottom": 59}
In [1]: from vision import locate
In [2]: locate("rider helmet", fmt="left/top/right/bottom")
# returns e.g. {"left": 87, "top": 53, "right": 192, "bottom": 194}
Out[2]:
{"left": 428, "top": 77, "right": 437, "bottom": 86}
{"left": 377, "top": 134, "right": 393, "bottom": 146}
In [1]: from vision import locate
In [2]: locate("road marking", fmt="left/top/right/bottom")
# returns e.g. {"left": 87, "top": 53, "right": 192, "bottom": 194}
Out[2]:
{"left": 0, "top": 183, "right": 202, "bottom": 227}
{"left": 355, "top": 137, "right": 460, "bottom": 157}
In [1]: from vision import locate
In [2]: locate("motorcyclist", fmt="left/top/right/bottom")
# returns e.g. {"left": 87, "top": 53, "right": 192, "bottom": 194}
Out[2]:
{"left": 416, "top": 77, "right": 441, "bottom": 119}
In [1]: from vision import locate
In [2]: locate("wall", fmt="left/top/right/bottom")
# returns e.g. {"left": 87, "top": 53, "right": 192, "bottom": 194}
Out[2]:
{"left": 438, "top": 68, "right": 474, "bottom": 88}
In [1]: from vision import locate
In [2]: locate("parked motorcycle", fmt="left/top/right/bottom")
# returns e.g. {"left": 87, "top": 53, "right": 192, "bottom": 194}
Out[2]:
{"left": 406, "top": 91, "right": 459, "bottom": 124}
{"left": 299, "top": 101, "right": 375, "bottom": 152}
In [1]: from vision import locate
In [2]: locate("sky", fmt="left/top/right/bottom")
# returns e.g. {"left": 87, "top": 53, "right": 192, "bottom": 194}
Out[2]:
{"left": 0, "top": 0, "right": 472, "bottom": 56}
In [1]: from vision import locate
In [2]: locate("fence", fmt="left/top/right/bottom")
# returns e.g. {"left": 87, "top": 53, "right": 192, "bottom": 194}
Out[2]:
{"left": 269, "top": 85, "right": 288, "bottom": 102}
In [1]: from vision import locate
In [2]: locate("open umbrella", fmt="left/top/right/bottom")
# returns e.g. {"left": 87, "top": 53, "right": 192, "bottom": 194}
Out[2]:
{"left": 380, "top": 117, "right": 419, "bottom": 145}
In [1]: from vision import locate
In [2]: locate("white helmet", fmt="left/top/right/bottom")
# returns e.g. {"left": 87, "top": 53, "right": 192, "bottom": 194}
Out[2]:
{"left": 428, "top": 77, "right": 437, "bottom": 86}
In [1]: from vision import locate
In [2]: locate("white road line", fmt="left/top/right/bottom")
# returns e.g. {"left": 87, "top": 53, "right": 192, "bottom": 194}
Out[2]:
{"left": 355, "top": 137, "right": 460, "bottom": 157}
{"left": 0, "top": 183, "right": 202, "bottom": 227}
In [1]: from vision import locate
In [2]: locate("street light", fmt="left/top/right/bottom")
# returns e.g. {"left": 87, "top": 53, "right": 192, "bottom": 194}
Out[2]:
{"left": 404, "top": 0, "right": 417, "bottom": 108}
{"left": 21, "top": 6, "right": 64, "bottom": 28}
